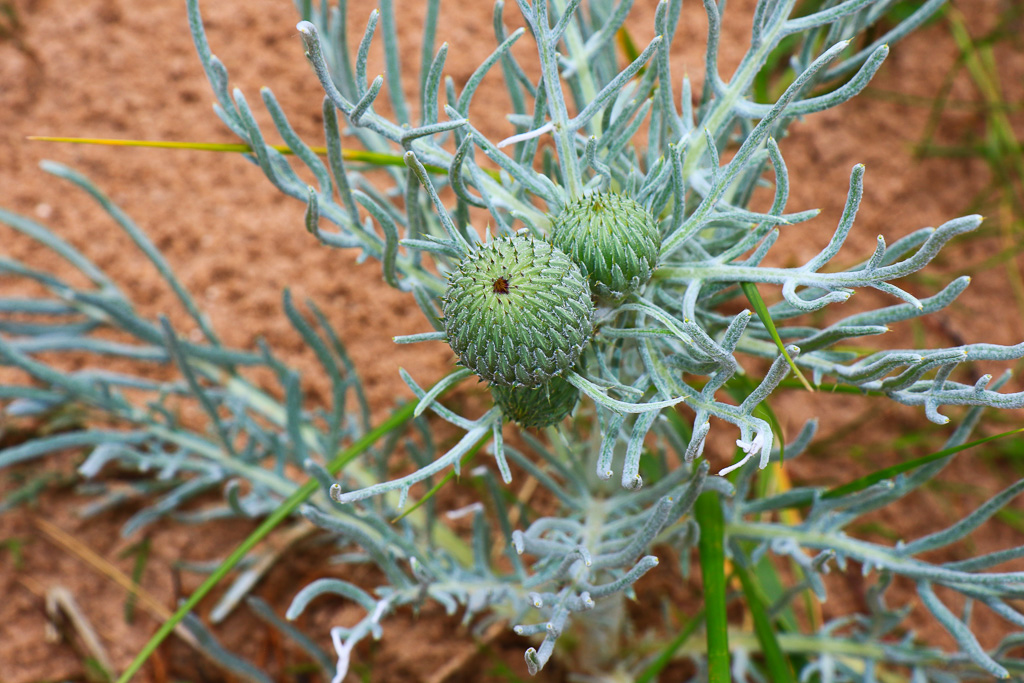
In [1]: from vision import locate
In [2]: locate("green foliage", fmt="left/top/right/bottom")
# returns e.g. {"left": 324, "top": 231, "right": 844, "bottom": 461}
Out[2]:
{"left": 2, "top": 0, "right": 1024, "bottom": 680}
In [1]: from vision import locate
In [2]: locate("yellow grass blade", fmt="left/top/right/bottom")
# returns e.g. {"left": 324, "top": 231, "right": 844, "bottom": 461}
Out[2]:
{"left": 27, "top": 135, "right": 497, "bottom": 178}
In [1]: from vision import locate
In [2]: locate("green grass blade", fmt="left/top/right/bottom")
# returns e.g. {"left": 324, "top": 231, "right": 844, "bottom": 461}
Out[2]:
{"left": 948, "top": 9, "right": 1024, "bottom": 189}
{"left": 752, "top": 553, "right": 800, "bottom": 632}
{"left": 740, "top": 282, "right": 814, "bottom": 392}
{"left": 115, "top": 400, "right": 420, "bottom": 683}
{"left": 665, "top": 407, "right": 693, "bottom": 441}
{"left": 777, "top": 379, "right": 870, "bottom": 395}
{"left": 635, "top": 609, "right": 705, "bottom": 683}
{"left": 945, "top": 8, "right": 1024, "bottom": 319}
{"left": 118, "top": 538, "right": 152, "bottom": 624}
{"left": 695, "top": 490, "right": 730, "bottom": 681}
{"left": 735, "top": 563, "right": 796, "bottom": 683}
{"left": 823, "top": 427, "right": 1024, "bottom": 500}
{"left": 391, "top": 432, "right": 490, "bottom": 523}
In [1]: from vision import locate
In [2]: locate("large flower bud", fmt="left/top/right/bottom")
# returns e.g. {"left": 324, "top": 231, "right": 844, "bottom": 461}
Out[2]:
{"left": 443, "top": 235, "right": 594, "bottom": 387}
{"left": 550, "top": 192, "right": 660, "bottom": 299}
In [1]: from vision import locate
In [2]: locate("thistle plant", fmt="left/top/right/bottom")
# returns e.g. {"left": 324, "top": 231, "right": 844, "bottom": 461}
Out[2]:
{"left": 2, "top": 0, "right": 1024, "bottom": 681}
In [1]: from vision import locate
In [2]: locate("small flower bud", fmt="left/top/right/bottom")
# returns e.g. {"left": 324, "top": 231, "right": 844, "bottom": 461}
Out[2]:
{"left": 550, "top": 192, "right": 661, "bottom": 299}
{"left": 491, "top": 375, "right": 579, "bottom": 427}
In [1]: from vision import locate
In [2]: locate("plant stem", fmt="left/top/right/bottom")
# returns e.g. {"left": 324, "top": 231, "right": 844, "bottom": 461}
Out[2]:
{"left": 696, "top": 490, "right": 730, "bottom": 681}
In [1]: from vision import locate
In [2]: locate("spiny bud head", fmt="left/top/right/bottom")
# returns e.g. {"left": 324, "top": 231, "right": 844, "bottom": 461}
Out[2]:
{"left": 492, "top": 375, "right": 580, "bottom": 428}
{"left": 550, "top": 192, "right": 661, "bottom": 299}
{"left": 443, "top": 235, "right": 594, "bottom": 387}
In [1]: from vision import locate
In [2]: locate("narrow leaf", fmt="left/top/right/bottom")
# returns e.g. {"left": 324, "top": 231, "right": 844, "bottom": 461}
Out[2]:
{"left": 635, "top": 609, "right": 705, "bottom": 683}
{"left": 823, "top": 427, "right": 1024, "bottom": 500}
{"left": 26, "top": 136, "right": 500, "bottom": 179}
{"left": 735, "top": 563, "right": 796, "bottom": 683}
{"left": 616, "top": 27, "right": 642, "bottom": 66}
{"left": 740, "top": 282, "right": 814, "bottom": 392}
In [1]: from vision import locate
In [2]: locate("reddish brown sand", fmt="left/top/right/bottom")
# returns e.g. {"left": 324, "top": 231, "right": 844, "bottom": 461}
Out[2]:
{"left": 1, "top": 0, "right": 1023, "bottom": 681}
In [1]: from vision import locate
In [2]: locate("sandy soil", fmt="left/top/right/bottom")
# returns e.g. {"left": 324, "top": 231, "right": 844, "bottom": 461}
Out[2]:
{"left": 1, "top": 0, "right": 1023, "bottom": 680}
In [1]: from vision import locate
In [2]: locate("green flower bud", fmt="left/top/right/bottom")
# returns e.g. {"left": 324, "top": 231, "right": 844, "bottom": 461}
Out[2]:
{"left": 443, "top": 235, "right": 594, "bottom": 387}
{"left": 550, "top": 192, "right": 661, "bottom": 299}
{"left": 492, "top": 375, "right": 579, "bottom": 428}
